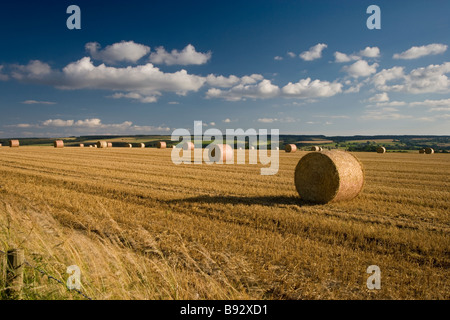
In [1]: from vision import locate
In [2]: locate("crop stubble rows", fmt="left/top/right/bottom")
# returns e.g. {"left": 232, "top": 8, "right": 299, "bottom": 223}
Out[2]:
{"left": 0, "top": 147, "right": 448, "bottom": 299}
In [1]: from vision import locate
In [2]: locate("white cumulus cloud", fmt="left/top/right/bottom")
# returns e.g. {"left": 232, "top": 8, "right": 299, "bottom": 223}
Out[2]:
{"left": 342, "top": 60, "right": 378, "bottom": 78}
{"left": 206, "top": 79, "right": 280, "bottom": 101}
{"left": 299, "top": 43, "right": 327, "bottom": 61}
{"left": 86, "top": 41, "right": 150, "bottom": 64}
{"left": 149, "top": 44, "right": 211, "bottom": 66}
{"left": 373, "top": 62, "right": 450, "bottom": 94}
{"left": 367, "top": 92, "right": 389, "bottom": 102}
{"left": 334, "top": 47, "right": 380, "bottom": 63}
{"left": 282, "top": 78, "right": 342, "bottom": 98}
{"left": 393, "top": 43, "right": 447, "bottom": 60}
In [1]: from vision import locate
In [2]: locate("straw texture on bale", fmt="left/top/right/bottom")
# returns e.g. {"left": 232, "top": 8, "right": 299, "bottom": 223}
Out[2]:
{"left": 107, "top": 142, "right": 113, "bottom": 148}
{"left": 97, "top": 141, "right": 108, "bottom": 148}
{"left": 419, "top": 149, "right": 425, "bottom": 154}
{"left": 425, "top": 147, "right": 434, "bottom": 154}
{"left": 54, "top": 140, "right": 64, "bottom": 148}
{"left": 183, "top": 142, "right": 194, "bottom": 150}
{"left": 208, "top": 144, "right": 234, "bottom": 163}
{"left": 9, "top": 140, "right": 19, "bottom": 148}
{"left": 157, "top": 141, "right": 167, "bottom": 149}
{"left": 311, "top": 146, "right": 321, "bottom": 152}
{"left": 285, "top": 144, "right": 297, "bottom": 153}
{"left": 294, "top": 150, "right": 364, "bottom": 204}
{"left": 376, "top": 146, "right": 386, "bottom": 154}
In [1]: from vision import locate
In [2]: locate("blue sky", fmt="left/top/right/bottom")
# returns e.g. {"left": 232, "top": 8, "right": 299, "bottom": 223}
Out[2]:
{"left": 0, "top": 0, "right": 449, "bottom": 138}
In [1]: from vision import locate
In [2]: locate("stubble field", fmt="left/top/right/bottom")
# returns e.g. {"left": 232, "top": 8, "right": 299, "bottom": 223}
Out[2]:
{"left": 0, "top": 147, "right": 448, "bottom": 299}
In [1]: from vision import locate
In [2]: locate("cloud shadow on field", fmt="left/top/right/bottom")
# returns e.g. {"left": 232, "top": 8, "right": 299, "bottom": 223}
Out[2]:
{"left": 164, "top": 195, "right": 318, "bottom": 207}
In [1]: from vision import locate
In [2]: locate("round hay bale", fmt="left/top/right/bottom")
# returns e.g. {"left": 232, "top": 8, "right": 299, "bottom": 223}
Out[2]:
{"left": 183, "top": 142, "right": 194, "bottom": 150}
{"left": 376, "top": 146, "right": 386, "bottom": 154}
{"left": 310, "top": 146, "right": 321, "bottom": 152}
{"left": 9, "top": 140, "right": 19, "bottom": 148}
{"left": 157, "top": 141, "right": 167, "bottom": 149}
{"left": 285, "top": 144, "right": 297, "bottom": 153}
{"left": 107, "top": 142, "right": 113, "bottom": 148}
{"left": 208, "top": 144, "right": 234, "bottom": 163}
{"left": 54, "top": 140, "right": 64, "bottom": 148}
{"left": 79, "top": 144, "right": 84, "bottom": 148}
{"left": 276, "top": 147, "right": 279, "bottom": 150}
{"left": 419, "top": 149, "right": 425, "bottom": 154}
{"left": 294, "top": 150, "right": 364, "bottom": 204}
{"left": 140, "top": 143, "right": 145, "bottom": 148}
{"left": 127, "top": 143, "right": 132, "bottom": 148}
{"left": 172, "top": 145, "right": 176, "bottom": 149}
{"left": 0, "top": 143, "right": 2, "bottom": 147}
{"left": 319, "top": 147, "right": 323, "bottom": 151}
{"left": 89, "top": 145, "right": 93, "bottom": 148}
{"left": 425, "top": 147, "right": 434, "bottom": 154}
{"left": 97, "top": 141, "right": 108, "bottom": 148}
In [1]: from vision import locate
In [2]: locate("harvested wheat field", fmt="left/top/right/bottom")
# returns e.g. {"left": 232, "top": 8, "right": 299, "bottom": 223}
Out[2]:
{"left": 0, "top": 147, "right": 449, "bottom": 300}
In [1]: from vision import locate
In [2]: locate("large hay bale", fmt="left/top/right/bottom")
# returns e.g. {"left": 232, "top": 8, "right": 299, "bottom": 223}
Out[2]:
{"left": 183, "top": 142, "right": 194, "bottom": 150}
{"left": 376, "top": 146, "right": 386, "bottom": 154}
{"left": 208, "top": 144, "right": 234, "bottom": 163}
{"left": 79, "top": 144, "right": 84, "bottom": 148}
{"left": 97, "top": 141, "right": 108, "bottom": 148}
{"left": 294, "top": 150, "right": 364, "bottom": 204}
{"left": 9, "top": 140, "right": 19, "bottom": 148}
{"left": 54, "top": 140, "right": 64, "bottom": 148}
{"left": 107, "top": 142, "right": 113, "bottom": 148}
{"left": 157, "top": 141, "right": 166, "bottom": 149}
{"left": 285, "top": 144, "right": 297, "bottom": 153}
{"left": 311, "top": 146, "right": 320, "bottom": 152}
{"left": 127, "top": 143, "right": 132, "bottom": 148}
{"left": 425, "top": 147, "right": 434, "bottom": 154}
{"left": 419, "top": 149, "right": 425, "bottom": 154}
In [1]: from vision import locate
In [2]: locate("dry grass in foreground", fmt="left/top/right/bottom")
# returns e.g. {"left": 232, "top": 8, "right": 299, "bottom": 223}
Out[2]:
{"left": 0, "top": 147, "right": 449, "bottom": 299}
